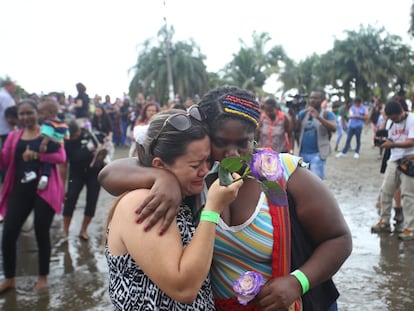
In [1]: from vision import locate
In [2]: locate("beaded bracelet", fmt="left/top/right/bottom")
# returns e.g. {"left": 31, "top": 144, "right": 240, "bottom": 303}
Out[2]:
{"left": 200, "top": 210, "right": 220, "bottom": 224}
{"left": 290, "top": 269, "right": 310, "bottom": 295}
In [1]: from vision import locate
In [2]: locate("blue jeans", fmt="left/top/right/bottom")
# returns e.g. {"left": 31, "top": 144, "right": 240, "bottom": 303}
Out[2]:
{"left": 336, "top": 120, "right": 344, "bottom": 147}
{"left": 299, "top": 152, "right": 326, "bottom": 180}
{"left": 328, "top": 301, "right": 338, "bottom": 311}
{"left": 342, "top": 126, "right": 362, "bottom": 154}
{"left": 120, "top": 120, "right": 129, "bottom": 147}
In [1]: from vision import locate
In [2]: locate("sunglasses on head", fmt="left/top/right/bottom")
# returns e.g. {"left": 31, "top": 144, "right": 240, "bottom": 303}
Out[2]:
{"left": 149, "top": 105, "right": 206, "bottom": 155}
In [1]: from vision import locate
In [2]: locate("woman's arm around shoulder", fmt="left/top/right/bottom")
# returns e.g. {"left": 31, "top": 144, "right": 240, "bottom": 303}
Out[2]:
{"left": 99, "top": 157, "right": 152, "bottom": 195}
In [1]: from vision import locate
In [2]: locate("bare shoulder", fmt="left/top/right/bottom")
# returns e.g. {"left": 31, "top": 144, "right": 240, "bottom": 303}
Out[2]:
{"left": 115, "top": 189, "right": 151, "bottom": 215}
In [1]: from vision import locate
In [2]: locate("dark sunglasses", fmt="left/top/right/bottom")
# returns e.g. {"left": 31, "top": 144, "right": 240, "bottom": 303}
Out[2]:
{"left": 149, "top": 105, "right": 206, "bottom": 155}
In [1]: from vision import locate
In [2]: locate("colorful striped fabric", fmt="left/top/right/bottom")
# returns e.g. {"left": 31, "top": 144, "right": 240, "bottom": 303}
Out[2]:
{"left": 211, "top": 153, "right": 302, "bottom": 299}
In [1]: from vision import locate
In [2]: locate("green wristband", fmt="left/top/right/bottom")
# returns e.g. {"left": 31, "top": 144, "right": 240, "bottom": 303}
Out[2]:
{"left": 290, "top": 269, "right": 310, "bottom": 295}
{"left": 200, "top": 210, "right": 220, "bottom": 224}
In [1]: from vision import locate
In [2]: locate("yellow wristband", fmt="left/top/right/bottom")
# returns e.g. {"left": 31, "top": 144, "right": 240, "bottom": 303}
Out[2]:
{"left": 290, "top": 269, "right": 310, "bottom": 295}
{"left": 200, "top": 210, "right": 220, "bottom": 224}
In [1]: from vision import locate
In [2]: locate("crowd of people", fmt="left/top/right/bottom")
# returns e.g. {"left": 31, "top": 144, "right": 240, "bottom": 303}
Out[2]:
{"left": 0, "top": 81, "right": 142, "bottom": 293}
{"left": 1, "top": 78, "right": 413, "bottom": 310}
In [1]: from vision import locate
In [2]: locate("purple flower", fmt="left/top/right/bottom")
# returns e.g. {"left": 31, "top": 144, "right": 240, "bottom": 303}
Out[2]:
{"left": 250, "top": 150, "right": 283, "bottom": 182}
{"left": 233, "top": 271, "right": 263, "bottom": 305}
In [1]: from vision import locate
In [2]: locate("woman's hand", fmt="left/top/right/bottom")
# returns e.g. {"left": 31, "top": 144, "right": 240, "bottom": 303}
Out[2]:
{"left": 22, "top": 145, "right": 38, "bottom": 162}
{"left": 255, "top": 276, "right": 301, "bottom": 311}
{"left": 135, "top": 170, "right": 182, "bottom": 234}
{"left": 205, "top": 173, "right": 243, "bottom": 214}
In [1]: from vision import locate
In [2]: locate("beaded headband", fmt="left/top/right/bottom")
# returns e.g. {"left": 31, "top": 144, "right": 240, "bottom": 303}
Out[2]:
{"left": 221, "top": 95, "right": 260, "bottom": 127}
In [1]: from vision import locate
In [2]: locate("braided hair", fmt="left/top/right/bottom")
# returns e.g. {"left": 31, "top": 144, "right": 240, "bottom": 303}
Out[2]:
{"left": 197, "top": 86, "right": 260, "bottom": 134}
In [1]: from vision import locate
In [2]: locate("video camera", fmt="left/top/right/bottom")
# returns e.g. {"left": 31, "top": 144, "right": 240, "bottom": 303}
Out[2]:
{"left": 286, "top": 94, "right": 307, "bottom": 110}
{"left": 374, "top": 129, "right": 389, "bottom": 147}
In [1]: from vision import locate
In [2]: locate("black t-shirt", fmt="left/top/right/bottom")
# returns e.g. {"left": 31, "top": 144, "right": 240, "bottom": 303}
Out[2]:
{"left": 74, "top": 92, "right": 90, "bottom": 118}
{"left": 64, "top": 129, "right": 95, "bottom": 171}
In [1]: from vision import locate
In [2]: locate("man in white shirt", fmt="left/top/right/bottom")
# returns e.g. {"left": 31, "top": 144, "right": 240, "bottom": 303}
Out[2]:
{"left": 371, "top": 100, "right": 414, "bottom": 241}
{"left": 0, "top": 80, "right": 16, "bottom": 146}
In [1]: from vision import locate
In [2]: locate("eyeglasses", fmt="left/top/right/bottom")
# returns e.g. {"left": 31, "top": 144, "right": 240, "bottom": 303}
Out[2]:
{"left": 149, "top": 105, "right": 206, "bottom": 155}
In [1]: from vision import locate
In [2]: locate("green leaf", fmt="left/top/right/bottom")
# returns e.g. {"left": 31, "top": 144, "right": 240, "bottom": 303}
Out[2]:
{"left": 218, "top": 165, "right": 234, "bottom": 186}
{"left": 220, "top": 157, "right": 245, "bottom": 172}
{"left": 241, "top": 153, "right": 253, "bottom": 163}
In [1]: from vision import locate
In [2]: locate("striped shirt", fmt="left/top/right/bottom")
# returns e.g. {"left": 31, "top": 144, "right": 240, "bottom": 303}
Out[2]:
{"left": 210, "top": 153, "right": 302, "bottom": 298}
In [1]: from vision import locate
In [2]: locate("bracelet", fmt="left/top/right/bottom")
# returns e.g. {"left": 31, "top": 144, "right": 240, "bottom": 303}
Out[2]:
{"left": 200, "top": 210, "right": 220, "bottom": 224}
{"left": 290, "top": 269, "right": 310, "bottom": 295}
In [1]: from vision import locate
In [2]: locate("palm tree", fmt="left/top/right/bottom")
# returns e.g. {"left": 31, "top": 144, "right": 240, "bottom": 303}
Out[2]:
{"left": 129, "top": 27, "right": 209, "bottom": 105}
{"left": 223, "top": 31, "right": 289, "bottom": 96}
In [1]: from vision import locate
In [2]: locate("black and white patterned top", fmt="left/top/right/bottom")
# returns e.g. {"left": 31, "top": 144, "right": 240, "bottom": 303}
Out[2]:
{"left": 105, "top": 203, "right": 215, "bottom": 311}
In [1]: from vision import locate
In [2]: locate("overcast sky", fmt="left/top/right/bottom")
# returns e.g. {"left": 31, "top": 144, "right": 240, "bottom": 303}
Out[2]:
{"left": 1, "top": 0, "right": 412, "bottom": 99}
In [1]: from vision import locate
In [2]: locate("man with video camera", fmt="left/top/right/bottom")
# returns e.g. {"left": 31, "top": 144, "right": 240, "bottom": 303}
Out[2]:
{"left": 286, "top": 94, "right": 307, "bottom": 148}
{"left": 296, "top": 90, "right": 336, "bottom": 180}
{"left": 371, "top": 100, "right": 414, "bottom": 241}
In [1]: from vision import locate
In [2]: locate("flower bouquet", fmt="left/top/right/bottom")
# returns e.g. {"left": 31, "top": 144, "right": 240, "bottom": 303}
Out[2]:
{"left": 215, "top": 149, "right": 287, "bottom": 206}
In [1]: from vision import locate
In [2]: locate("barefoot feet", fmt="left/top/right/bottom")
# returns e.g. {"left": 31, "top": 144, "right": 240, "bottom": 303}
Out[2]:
{"left": 57, "top": 231, "right": 69, "bottom": 239}
{"left": 0, "top": 279, "right": 15, "bottom": 294}
{"left": 34, "top": 276, "right": 47, "bottom": 291}
{"left": 79, "top": 231, "right": 89, "bottom": 241}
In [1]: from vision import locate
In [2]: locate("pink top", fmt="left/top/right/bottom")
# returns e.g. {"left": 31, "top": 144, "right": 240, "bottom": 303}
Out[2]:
{"left": 0, "top": 129, "right": 66, "bottom": 216}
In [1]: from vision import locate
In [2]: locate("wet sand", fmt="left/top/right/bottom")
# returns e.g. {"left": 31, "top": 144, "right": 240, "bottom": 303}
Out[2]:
{"left": 1, "top": 127, "right": 414, "bottom": 310}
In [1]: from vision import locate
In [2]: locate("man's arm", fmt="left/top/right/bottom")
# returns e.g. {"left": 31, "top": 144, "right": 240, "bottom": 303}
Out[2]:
{"left": 284, "top": 114, "right": 294, "bottom": 153}
{"left": 308, "top": 107, "right": 336, "bottom": 132}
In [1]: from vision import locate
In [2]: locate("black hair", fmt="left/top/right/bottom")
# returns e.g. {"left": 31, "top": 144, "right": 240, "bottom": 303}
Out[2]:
{"left": 5, "top": 105, "right": 17, "bottom": 119}
{"left": 264, "top": 98, "right": 277, "bottom": 107}
{"left": 68, "top": 120, "right": 80, "bottom": 136}
{"left": 393, "top": 96, "right": 409, "bottom": 112}
{"left": 198, "top": 86, "right": 259, "bottom": 134}
{"left": 312, "top": 89, "right": 326, "bottom": 100}
{"left": 137, "top": 109, "right": 208, "bottom": 166}
{"left": 354, "top": 97, "right": 362, "bottom": 103}
{"left": 92, "top": 105, "right": 113, "bottom": 134}
{"left": 172, "top": 103, "right": 186, "bottom": 111}
{"left": 76, "top": 82, "right": 86, "bottom": 93}
{"left": 18, "top": 98, "right": 38, "bottom": 111}
{"left": 384, "top": 100, "right": 403, "bottom": 116}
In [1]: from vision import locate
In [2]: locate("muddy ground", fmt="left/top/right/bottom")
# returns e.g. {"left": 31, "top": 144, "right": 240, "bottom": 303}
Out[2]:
{"left": 1, "top": 127, "right": 413, "bottom": 310}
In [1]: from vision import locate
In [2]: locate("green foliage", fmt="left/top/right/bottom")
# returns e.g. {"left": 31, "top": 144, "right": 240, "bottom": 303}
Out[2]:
{"left": 316, "top": 25, "right": 413, "bottom": 100}
{"left": 223, "top": 31, "right": 290, "bottom": 96}
{"left": 128, "top": 24, "right": 413, "bottom": 104}
{"left": 128, "top": 26, "right": 209, "bottom": 106}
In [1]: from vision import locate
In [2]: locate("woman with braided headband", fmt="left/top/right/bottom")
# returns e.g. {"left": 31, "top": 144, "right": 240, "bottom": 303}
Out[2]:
{"left": 99, "top": 86, "right": 352, "bottom": 311}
